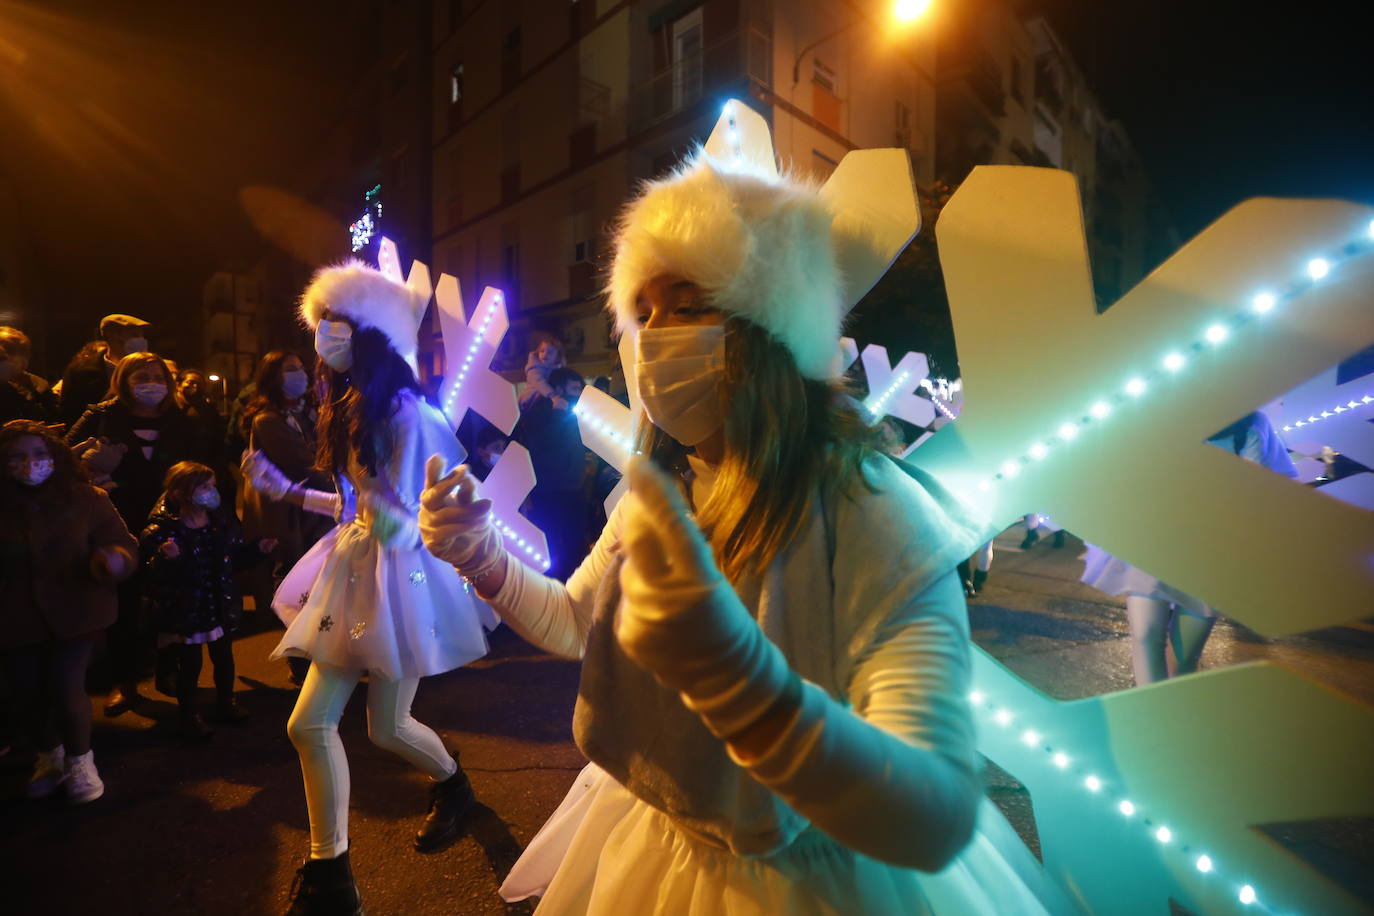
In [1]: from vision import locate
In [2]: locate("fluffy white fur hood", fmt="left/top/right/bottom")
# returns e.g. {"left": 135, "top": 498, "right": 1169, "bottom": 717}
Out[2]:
{"left": 608, "top": 152, "right": 844, "bottom": 379}
{"left": 298, "top": 260, "right": 425, "bottom": 372}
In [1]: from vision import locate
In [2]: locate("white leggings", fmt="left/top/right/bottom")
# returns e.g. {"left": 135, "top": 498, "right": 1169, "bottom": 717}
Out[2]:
{"left": 287, "top": 662, "right": 457, "bottom": 859}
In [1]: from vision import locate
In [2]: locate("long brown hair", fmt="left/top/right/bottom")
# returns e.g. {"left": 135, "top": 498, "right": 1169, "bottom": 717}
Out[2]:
{"left": 636, "top": 318, "right": 881, "bottom": 582}
{"left": 241, "top": 349, "right": 309, "bottom": 439}
{"left": 0, "top": 420, "right": 88, "bottom": 494}
{"left": 315, "top": 323, "right": 419, "bottom": 477}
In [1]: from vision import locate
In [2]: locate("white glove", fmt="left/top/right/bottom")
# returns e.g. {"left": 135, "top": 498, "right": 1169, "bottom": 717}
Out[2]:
{"left": 241, "top": 449, "right": 292, "bottom": 501}
{"left": 419, "top": 454, "right": 507, "bottom": 579}
{"left": 617, "top": 457, "right": 796, "bottom": 739}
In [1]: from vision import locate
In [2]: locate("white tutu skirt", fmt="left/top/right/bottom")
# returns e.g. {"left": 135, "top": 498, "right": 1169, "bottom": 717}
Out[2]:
{"left": 1079, "top": 544, "right": 1214, "bottom": 618}
{"left": 500, "top": 763, "right": 1076, "bottom": 915}
{"left": 271, "top": 522, "right": 499, "bottom": 680}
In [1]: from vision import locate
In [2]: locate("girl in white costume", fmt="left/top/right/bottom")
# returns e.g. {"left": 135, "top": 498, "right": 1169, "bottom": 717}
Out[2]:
{"left": 420, "top": 137, "right": 1072, "bottom": 914}
{"left": 244, "top": 259, "right": 497, "bottom": 916}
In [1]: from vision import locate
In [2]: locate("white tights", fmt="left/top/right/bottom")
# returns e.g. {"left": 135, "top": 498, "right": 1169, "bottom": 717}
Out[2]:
{"left": 287, "top": 661, "right": 457, "bottom": 859}
{"left": 1124, "top": 596, "right": 1216, "bottom": 686}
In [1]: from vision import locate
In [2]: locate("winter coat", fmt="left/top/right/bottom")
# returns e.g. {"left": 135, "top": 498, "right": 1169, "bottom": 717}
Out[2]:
{"left": 58, "top": 345, "right": 116, "bottom": 427}
{"left": 139, "top": 502, "right": 262, "bottom": 638}
{"left": 241, "top": 406, "right": 333, "bottom": 565}
{"left": 520, "top": 350, "right": 566, "bottom": 407}
{"left": 0, "top": 479, "right": 137, "bottom": 649}
{"left": 0, "top": 372, "right": 59, "bottom": 425}
{"left": 66, "top": 399, "right": 209, "bottom": 531}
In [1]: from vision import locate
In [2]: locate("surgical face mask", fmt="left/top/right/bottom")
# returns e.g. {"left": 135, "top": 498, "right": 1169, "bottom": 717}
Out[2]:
{"left": 12, "top": 457, "right": 54, "bottom": 487}
{"left": 192, "top": 487, "right": 221, "bottom": 509}
{"left": 281, "top": 368, "right": 310, "bottom": 400}
{"left": 633, "top": 325, "right": 726, "bottom": 447}
{"left": 315, "top": 320, "right": 354, "bottom": 372}
{"left": 132, "top": 382, "right": 168, "bottom": 407}
{"left": 123, "top": 336, "right": 149, "bottom": 355}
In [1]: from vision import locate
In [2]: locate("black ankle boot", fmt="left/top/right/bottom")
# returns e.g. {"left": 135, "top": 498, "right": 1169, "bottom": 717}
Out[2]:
{"left": 1052, "top": 529, "right": 1067, "bottom": 549}
{"left": 971, "top": 569, "right": 988, "bottom": 593}
{"left": 285, "top": 849, "right": 364, "bottom": 916}
{"left": 414, "top": 752, "right": 475, "bottom": 852}
{"left": 1019, "top": 528, "right": 1040, "bottom": 550}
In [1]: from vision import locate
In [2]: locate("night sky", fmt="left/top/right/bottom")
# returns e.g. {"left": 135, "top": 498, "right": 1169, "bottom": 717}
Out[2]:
{"left": 1, "top": 0, "right": 1369, "bottom": 374}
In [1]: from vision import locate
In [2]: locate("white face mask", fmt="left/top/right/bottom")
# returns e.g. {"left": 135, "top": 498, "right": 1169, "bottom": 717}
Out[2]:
{"left": 123, "top": 336, "right": 149, "bottom": 355}
{"left": 315, "top": 320, "right": 354, "bottom": 372}
{"left": 12, "top": 457, "right": 54, "bottom": 487}
{"left": 634, "top": 325, "right": 726, "bottom": 447}
{"left": 132, "top": 382, "right": 168, "bottom": 407}
{"left": 281, "top": 368, "right": 310, "bottom": 400}
{"left": 192, "top": 486, "right": 221, "bottom": 509}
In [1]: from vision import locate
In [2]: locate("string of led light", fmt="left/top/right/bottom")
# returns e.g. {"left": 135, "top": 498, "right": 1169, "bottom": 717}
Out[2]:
{"left": 722, "top": 102, "right": 744, "bottom": 159}
{"left": 442, "top": 292, "right": 501, "bottom": 423}
{"left": 974, "top": 225, "right": 1374, "bottom": 494}
{"left": 491, "top": 512, "right": 549, "bottom": 570}
{"left": 865, "top": 370, "right": 912, "bottom": 418}
{"left": 1281, "top": 393, "right": 1373, "bottom": 432}
{"left": 967, "top": 687, "right": 1267, "bottom": 911}
{"left": 571, "top": 401, "right": 637, "bottom": 454}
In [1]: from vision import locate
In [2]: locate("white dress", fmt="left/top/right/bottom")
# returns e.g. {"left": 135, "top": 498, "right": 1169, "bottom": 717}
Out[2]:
{"left": 271, "top": 390, "right": 497, "bottom": 679}
{"left": 489, "top": 455, "right": 1078, "bottom": 915}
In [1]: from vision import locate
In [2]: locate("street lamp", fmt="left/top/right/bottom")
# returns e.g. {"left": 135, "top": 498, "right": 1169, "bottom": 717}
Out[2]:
{"left": 792, "top": 0, "right": 932, "bottom": 84}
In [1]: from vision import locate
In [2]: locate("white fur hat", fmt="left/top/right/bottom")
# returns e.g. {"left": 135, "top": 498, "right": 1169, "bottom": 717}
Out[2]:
{"left": 608, "top": 100, "right": 920, "bottom": 380}
{"left": 298, "top": 247, "right": 430, "bottom": 375}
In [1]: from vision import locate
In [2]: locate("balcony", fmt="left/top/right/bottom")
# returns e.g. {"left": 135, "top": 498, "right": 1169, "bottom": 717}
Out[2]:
{"left": 630, "top": 27, "right": 772, "bottom": 132}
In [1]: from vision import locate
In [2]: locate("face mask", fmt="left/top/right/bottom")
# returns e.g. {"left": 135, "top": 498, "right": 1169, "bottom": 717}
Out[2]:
{"left": 123, "top": 336, "right": 149, "bottom": 355}
{"left": 0, "top": 361, "right": 16, "bottom": 383}
{"left": 12, "top": 458, "right": 54, "bottom": 487}
{"left": 192, "top": 487, "right": 221, "bottom": 509}
{"left": 132, "top": 382, "right": 168, "bottom": 407}
{"left": 634, "top": 325, "right": 726, "bottom": 447}
{"left": 281, "top": 369, "right": 310, "bottom": 400}
{"left": 315, "top": 320, "right": 354, "bottom": 372}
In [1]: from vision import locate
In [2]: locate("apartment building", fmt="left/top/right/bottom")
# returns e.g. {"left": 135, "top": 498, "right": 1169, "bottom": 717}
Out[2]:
{"left": 424, "top": 0, "right": 940, "bottom": 382}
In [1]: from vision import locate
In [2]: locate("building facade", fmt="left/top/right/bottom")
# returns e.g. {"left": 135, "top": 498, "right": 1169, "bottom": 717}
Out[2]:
{"left": 425, "top": 0, "right": 940, "bottom": 383}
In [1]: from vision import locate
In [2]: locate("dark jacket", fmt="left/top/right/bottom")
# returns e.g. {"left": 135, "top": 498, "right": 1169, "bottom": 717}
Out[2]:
{"left": 513, "top": 399, "right": 588, "bottom": 493}
{"left": 59, "top": 344, "right": 116, "bottom": 427}
{"left": 139, "top": 502, "right": 261, "bottom": 637}
{"left": 241, "top": 406, "right": 333, "bottom": 564}
{"left": 0, "top": 479, "right": 137, "bottom": 649}
{"left": 66, "top": 399, "right": 209, "bottom": 531}
{"left": 0, "top": 371, "right": 59, "bottom": 425}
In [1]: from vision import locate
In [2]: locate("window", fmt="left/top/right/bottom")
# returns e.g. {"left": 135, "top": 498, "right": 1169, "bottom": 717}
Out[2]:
{"left": 570, "top": 185, "right": 595, "bottom": 263}
{"left": 812, "top": 59, "right": 840, "bottom": 132}
{"left": 450, "top": 62, "right": 464, "bottom": 104}
{"left": 671, "top": 8, "right": 703, "bottom": 112}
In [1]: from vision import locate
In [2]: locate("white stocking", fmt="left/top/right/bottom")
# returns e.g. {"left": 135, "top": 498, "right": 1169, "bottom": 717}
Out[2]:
{"left": 1168, "top": 611, "right": 1216, "bottom": 676}
{"left": 974, "top": 541, "right": 994, "bottom": 572}
{"left": 1125, "top": 596, "right": 1171, "bottom": 686}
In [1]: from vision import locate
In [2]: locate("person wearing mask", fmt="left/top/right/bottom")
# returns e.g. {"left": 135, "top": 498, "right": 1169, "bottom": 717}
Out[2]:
{"left": 513, "top": 367, "right": 591, "bottom": 579}
{"left": 241, "top": 259, "right": 497, "bottom": 915}
{"left": 140, "top": 461, "right": 275, "bottom": 740}
{"left": 420, "top": 138, "right": 1059, "bottom": 913}
{"left": 239, "top": 350, "right": 332, "bottom": 682}
{"left": 57, "top": 314, "right": 151, "bottom": 427}
{"left": 0, "top": 420, "right": 137, "bottom": 803}
{"left": 0, "top": 327, "right": 58, "bottom": 425}
{"left": 66, "top": 352, "right": 208, "bottom": 715}
{"left": 520, "top": 337, "right": 568, "bottom": 409}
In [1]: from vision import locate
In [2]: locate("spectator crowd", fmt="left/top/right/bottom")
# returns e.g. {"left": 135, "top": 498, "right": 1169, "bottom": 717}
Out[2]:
{"left": 0, "top": 313, "right": 607, "bottom": 803}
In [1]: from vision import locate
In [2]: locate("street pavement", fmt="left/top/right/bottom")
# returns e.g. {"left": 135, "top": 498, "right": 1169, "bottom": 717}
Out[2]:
{"left": 3, "top": 524, "right": 1371, "bottom": 914}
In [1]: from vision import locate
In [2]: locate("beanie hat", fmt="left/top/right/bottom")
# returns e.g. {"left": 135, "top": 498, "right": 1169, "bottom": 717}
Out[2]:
{"left": 298, "top": 238, "right": 432, "bottom": 374}
{"left": 607, "top": 100, "right": 920, "bottom": 379}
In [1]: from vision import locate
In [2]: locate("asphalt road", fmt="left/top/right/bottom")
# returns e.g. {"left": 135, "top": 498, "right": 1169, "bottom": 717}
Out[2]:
{"left": 4, "top": 524, "right": 1370, "bottom": 914}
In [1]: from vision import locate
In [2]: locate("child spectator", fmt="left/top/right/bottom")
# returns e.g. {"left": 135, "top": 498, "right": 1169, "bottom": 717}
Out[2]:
{"left": 0, "top": 420, "right": 137, "bottom": 803}
{"left": 140, "top": 461, "right": 275, "bottom": 741}
{"left": 519, "top": 337, "right": 567, "bottom": 408}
